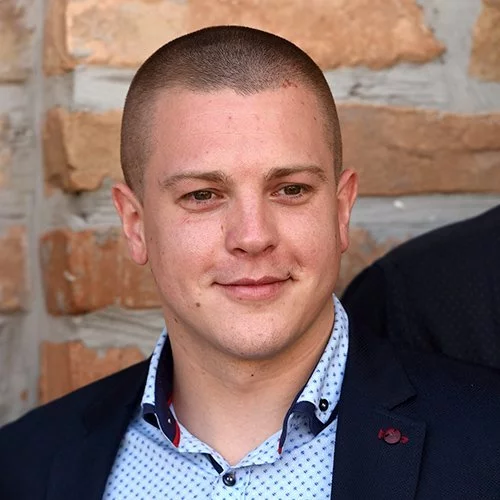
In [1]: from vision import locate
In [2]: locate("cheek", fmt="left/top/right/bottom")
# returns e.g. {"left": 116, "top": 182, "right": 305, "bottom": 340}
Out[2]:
{"left": 145, "top": 213, "right": 220, "bottom": 278}
{"left": 283, "top": 211, "right": 339, "bottom": 267}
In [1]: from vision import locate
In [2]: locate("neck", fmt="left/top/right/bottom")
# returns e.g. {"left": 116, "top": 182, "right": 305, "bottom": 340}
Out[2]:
{"left": 168, "top": 314, "right": 333, "bottom": 465}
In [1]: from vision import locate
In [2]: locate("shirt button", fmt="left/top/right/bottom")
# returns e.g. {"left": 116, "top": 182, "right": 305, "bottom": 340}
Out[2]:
{"left": 222, "top": 472, "right": 236, "bottom": 487}
{"left": 319, "top": 398, "right": 329, "bottom": 411}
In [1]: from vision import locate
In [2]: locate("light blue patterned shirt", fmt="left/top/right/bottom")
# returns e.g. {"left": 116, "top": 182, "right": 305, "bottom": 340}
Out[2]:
{"left": 103, "top": 296, "right": 349, "bottom": 499}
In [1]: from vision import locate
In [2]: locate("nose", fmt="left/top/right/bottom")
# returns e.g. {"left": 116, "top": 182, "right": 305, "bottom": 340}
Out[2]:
{"left": 225, "top": 197, "right": 278, "bottom": 256}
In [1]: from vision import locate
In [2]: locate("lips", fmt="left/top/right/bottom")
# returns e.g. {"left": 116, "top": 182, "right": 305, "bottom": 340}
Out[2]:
{"left": 216, "top": 275, "right": 291, "bottom": 301}
{"left": 226, "top": 276, "right": 287, "bottom": 286}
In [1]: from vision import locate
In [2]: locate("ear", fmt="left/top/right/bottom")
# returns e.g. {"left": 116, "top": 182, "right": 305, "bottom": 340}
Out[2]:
{"left": 112, "top": 182, "right": 148, "bottom": 265}
{"left": 336, "top": 169, "right": 358, "bottom": 254}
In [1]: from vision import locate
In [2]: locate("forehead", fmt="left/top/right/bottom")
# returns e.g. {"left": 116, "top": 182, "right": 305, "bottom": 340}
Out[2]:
{"left": 149, "top": 86, "right": 333, "bottom": 176}
{"left": 154, "top": 84, "right": 322, "bottom": 122}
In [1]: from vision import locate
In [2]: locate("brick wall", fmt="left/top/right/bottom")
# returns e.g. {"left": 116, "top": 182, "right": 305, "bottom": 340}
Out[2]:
{"left": 0, "top": 0, "right": 499, "bottom": 424}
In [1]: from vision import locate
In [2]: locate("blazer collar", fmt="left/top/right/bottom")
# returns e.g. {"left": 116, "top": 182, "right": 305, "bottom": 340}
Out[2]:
{"left": 46, "top": 360, "right": 150, "bottom": 500}
{"left": 331, "top": 315, "right": 426, "bottom": 500}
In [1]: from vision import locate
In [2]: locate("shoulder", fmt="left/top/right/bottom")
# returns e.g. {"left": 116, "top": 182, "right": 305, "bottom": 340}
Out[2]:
{"left": 0, "top": 360, "right": 148, "bottom": 498}
{"left": 341, "top": 206, "right": 500, "bottom": 367}
{"left": 1, "top": 359, "right": 148, "bottom": 438}
{"left": 397, "top": 348, "right": 500, "bottom": 421}
{"left": 399, "top": 346, "right": 500, "bottom": 388}
{"left": 376, "top": 205, "right": 499, "bottom": 273}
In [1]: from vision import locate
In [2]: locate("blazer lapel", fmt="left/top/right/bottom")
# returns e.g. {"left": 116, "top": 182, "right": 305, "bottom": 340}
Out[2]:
{"left": 46, "top": 361, "right": 149, "bottom": 500}
{"left": 331, "top": 319, "right": 426, "bottom": 500}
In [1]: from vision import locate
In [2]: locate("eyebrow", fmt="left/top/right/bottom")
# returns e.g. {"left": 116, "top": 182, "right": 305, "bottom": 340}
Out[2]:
{"left": 159, "top": 170, "right": 229, "bottom": 190}
{"left": 265, "top": 165, "right": 329, "bottom": 183}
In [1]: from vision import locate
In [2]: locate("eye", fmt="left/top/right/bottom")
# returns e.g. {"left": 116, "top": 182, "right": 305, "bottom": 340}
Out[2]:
{"left": 282, "top": 185, "right": 304, "bottom": 196}
{"left": 178, "top": 189, "right": 224, "bottom": 211}
{"left": 274, "top": 184, "right": 311, "bottom": 197}
{"left": 180, "top": 189, "right": 217, "bottom": 203}
{"left": 270, "top": 183, "right": 314, "bottom": 204}
{"left": 190, "top": 190, "right": 213, "bottom": 201}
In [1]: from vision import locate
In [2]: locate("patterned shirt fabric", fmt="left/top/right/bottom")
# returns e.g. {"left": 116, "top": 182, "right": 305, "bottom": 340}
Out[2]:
{"left": 103, "top": 296, "right": 349, "bottom": 499}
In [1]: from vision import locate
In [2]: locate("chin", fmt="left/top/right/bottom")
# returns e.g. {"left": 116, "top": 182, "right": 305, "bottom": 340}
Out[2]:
{"left": 213, "top": 326, "right": 300, "bottom": 361}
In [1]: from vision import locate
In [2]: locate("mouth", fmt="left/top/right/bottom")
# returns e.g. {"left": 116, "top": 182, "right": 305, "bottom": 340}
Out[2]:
{"left": 228, "top": 276, "right": 288, "bottom": 286}
{"left": 215, "top": 275, "right": 291, "bottom": 301}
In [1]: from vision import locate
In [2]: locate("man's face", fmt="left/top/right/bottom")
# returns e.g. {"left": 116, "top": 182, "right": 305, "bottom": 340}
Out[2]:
{"left": 115, "top": 85, "right": 357, "bottom": 362}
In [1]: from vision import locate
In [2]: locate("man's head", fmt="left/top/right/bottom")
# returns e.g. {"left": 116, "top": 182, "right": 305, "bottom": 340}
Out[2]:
{"left": 120, "top": 25, "right": 342, "bottom": 198}
{"left": 113, "top": 26, "right": 357, "bottom": 365}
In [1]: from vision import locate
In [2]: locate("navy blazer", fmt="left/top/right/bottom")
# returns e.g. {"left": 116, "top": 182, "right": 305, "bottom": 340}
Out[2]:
{"left": 1, "top": 320, "right": 500, "bottom": 499}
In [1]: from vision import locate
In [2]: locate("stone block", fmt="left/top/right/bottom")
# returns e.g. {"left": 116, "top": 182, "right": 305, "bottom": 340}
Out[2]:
{"left": 0, "top": 226, "right": 26, "bottom": 312}
{"left": 43, "top": 108, "right": 121, "bottom": 191}
{"left": 0, "top": 0, "right": 33, "bottom": 82}
{"left": 340, "top": 104, "right": 500, "bottom": 195}
{"left": 39, "top": 341, "right": 144, "bottom": 404}
{"left": 40, "top": 228, "right": 160, "bottom": 315}
{"left": 470, "top": 0, "right": 500, "bottom": 82}
{"left": 44, "top": 0, "right": 443, "bottom": 74}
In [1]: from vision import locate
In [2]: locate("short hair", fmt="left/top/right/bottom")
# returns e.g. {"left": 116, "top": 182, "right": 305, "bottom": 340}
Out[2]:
{"left": 121, "top": 25, "right": 342, "bottom": 197}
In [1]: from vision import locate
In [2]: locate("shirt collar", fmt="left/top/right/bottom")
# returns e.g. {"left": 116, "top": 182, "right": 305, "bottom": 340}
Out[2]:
{"left": 141, "top": 329, "right": 180, "bottom": 445}
{"left": 296, "top": 295, "right": 348, "bottom": 420}
{"left": 278, "top": 296, "right": 348, "bottom": 451}
{"left": 141, "top": 295, "right": 349, "bottom": 452}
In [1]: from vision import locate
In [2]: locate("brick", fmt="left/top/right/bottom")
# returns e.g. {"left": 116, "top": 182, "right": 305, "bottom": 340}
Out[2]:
{"left": 340, "top": 104, "right": 500, "bottom": 195}
{"left": 40, "top": 228, "right": 160, "bottom": 315}
{"left": 39, "top": 341, "right": 144, "bottom": 404}
{"left": 469, "top": 0, "right": 500, "bottom": 82}
{"left": 336, "top": 228, "right": 402, "bottom": 293}
{"left": 44, "top": 0, "right": 443, "bottom": 75}
{"left": 45, "top": 105, "right": 500, "bottom": 195}
{"left": 0, "top": 226, "right": 26, "bottom": 312}
{"left": 0, "top": 0, "right": 33, "bottom": 82}
{"left": 43, "top": 108, "right": 122, "bottom": 191}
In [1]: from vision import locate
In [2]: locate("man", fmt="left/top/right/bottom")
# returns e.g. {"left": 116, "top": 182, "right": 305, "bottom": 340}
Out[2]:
{"left": 342, "top": 204, "right": 500, "bottom": 370}
{"left": 1, "top": 26, "right": 500, "bottom": 500}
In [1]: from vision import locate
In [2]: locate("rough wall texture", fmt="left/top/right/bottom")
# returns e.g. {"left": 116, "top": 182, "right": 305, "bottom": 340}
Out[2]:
{"left": 470, "top": 0, "right": 500, "bottom": 82}
{"left": 40, "top": 228, "right": 158, "bottom": 314}
{"left": 0, "top": 226, "right": 27, "bottom": 312}
{"left": 0, "top": 0, "right": 499, "bottom": 423}
{"left": 43, "top": 108, "right": 122, "bottom": 191}
{"left": 44, "top": 0, "right": 444, "bottom": 73}
{"left": 0, "top": 0, "right": 37, "bottom": 424}
{"left": 0, "top": 0, "right": 34, "bottom": 82}
{"left": 39, "top": 341, "right": 144, "bottom": 404}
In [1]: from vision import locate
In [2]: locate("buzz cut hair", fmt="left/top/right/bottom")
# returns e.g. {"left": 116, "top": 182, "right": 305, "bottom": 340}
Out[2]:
{"left": 120, "top": 25, "right": 342, "bottom": 197}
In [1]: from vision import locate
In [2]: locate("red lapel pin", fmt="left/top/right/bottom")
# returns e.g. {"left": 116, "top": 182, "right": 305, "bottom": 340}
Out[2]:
{"left": 378, "top": 427, "right": 409, "bottom": 444}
